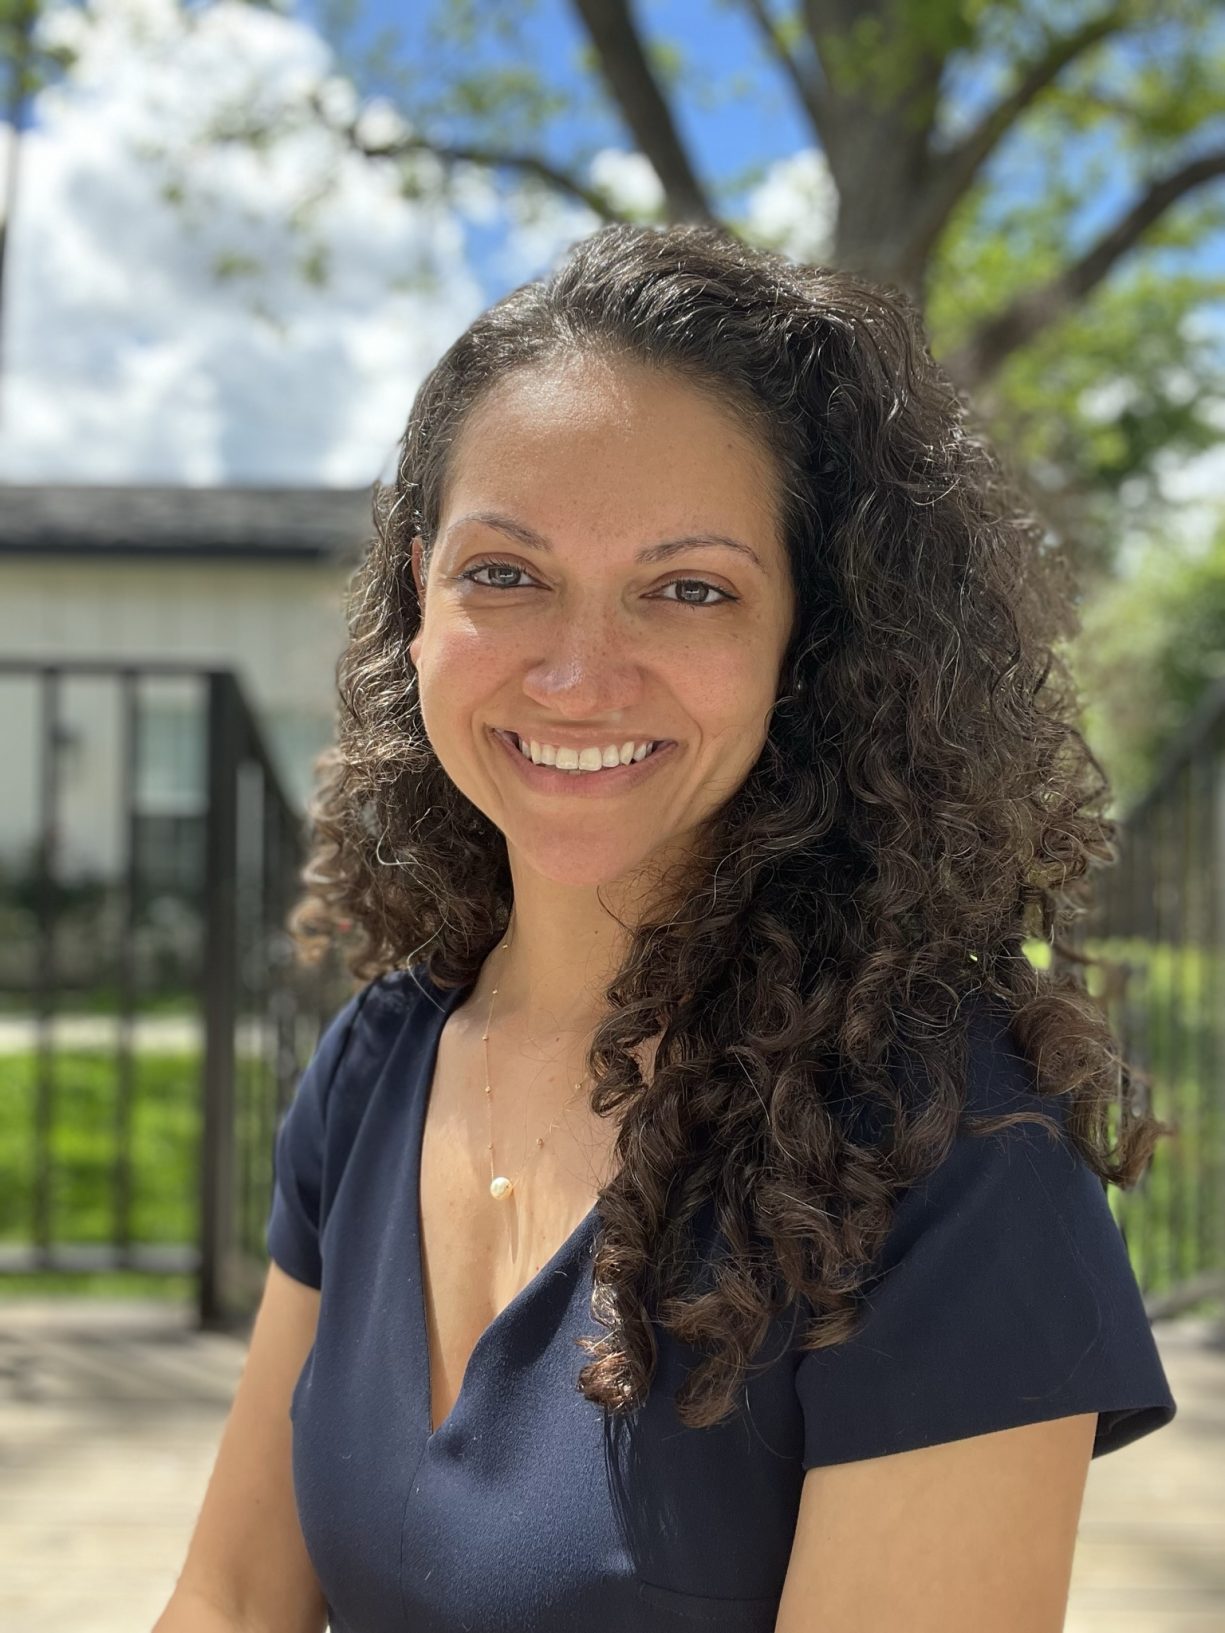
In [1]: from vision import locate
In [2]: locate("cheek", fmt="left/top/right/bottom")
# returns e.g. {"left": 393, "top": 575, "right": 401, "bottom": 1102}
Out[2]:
{"left": 680, "top": 642, "right": 773, "bottom": 725}
{"left": 677, "top": 650, "right": 778, "bottom": 775}
{"left": 421, "top": 621, "right": 501, "bottom": 681}
{"left": 417, "top": 626, "right": 508, "bottom": 731}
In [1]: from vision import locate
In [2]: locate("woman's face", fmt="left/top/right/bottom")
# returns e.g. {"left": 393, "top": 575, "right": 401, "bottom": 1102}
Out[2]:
{"left": 409, "top": 353, "right": 796, "bottom": 889}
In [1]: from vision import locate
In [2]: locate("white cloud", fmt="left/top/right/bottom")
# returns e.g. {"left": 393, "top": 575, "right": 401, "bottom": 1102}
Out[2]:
{"left": 461, "top": 142, "right": 842, "bottom": 295}
{"left": 0, "top": 1, "right": 853, "bottom": 487}
{"left": 0, "top": 0, "right": 493, "bottom": 485}
{"left": 17, "top": 0, "right": 1209, "bottom": 568}
{"left": 589, "top": 148, "right": 664, "bottom": 218}
{"left": 740, "top": 147, "right": 837, "bottom": 265}
{"left": 488, "top": 149, "right": 660, "bottom": 287}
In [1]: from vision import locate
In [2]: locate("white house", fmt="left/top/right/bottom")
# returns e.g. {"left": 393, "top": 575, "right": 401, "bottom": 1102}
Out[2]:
{"left": 0, "top": 483, "right": 371, "bottom": 886}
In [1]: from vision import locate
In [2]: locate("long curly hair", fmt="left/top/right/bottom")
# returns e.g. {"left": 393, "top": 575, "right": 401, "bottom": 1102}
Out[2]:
{"left": 289, "top": 220, "right": 1171, "bottom": 1431}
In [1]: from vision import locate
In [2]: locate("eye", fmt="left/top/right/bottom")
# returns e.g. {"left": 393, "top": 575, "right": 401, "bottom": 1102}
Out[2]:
{"left": 457, "top": 558, "right": 739, "bottom": 609}
{"left": 458, "top": 559, "right": 535, "bottom": 590}
{"left": 655, "top": 578, "right": 738, "bottom": 608}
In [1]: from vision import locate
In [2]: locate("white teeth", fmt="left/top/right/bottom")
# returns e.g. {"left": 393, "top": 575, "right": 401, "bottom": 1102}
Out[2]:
{"left": 513, "top": 733, "right": 660, "bottom": 771}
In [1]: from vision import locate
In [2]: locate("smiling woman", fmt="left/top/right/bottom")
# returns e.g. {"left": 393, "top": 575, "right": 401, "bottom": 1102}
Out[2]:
{"left": 160, "top": 221, "right": 1176, "bottom": 1633}
{"left": 401, "top": 350, "right": 796, "bottom": 897}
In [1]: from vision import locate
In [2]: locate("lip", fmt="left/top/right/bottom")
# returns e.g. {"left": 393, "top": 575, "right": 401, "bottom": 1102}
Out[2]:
{"left": 491, "top": 728, "right": 678, "bottom": 795}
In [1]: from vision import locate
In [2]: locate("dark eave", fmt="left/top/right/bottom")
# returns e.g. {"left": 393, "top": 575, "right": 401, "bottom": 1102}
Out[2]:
{"left": 0, "top": 483, "right": 375, "bottom": 561}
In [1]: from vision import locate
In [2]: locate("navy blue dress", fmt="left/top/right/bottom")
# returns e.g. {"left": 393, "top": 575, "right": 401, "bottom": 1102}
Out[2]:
{"left": 265, "top": 965, "right": 1176, "bottom": 1633}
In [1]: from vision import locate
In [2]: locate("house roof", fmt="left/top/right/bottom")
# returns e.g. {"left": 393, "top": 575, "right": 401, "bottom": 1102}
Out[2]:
{"left": 0, "top": 483, "right": 375, "bottom": 561}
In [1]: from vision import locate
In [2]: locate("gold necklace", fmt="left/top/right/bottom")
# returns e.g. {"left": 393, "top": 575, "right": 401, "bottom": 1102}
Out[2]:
{"left": 482, "top": 914, "right": 586, "bottom": 1201}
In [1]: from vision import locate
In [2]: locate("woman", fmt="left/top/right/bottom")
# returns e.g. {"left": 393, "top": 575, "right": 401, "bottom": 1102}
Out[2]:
{"left": 156, "top": 222, "right": 1175, "bottom": 1633}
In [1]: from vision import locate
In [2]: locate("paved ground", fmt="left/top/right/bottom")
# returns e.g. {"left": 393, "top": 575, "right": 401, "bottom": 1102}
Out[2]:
{"left": 0, "top": 1299, "right": 1221, "bottom": 1632}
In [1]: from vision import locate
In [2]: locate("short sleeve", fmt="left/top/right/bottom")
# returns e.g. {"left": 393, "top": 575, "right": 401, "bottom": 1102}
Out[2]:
{"left": 793, "top": 1004, "right": 1177, "bottom": 1468}
{"left": 265, "top": 985, "right": 369, "bottom": 1289}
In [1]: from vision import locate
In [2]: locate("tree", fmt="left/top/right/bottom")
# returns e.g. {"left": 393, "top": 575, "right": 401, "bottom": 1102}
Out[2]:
{"left": 1075, "top": 515, "right": 1225, "bottom": 808}
{"left": 302, "top": 0, "right": 1225, "bottom": 582}
{"left": 7, "top": 0, "right": 1224, "bottom": 581}
{"left": 302, "top": 3, "right": 1223, "bottom": 368}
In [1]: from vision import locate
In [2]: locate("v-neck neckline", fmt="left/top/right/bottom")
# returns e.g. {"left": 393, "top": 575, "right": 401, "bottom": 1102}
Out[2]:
{"left": 410, "top": 971, "right": 601, "bottom": 1446}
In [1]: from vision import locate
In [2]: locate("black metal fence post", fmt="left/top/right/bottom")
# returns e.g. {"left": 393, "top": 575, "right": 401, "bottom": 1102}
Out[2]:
{"left": 200, "top": 671, "right": 241, "bottom": 1330}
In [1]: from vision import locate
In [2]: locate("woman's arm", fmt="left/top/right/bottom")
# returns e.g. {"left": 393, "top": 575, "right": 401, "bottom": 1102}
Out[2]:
{"left": 151, "top": 1261, "right": 328, "bottom": 1633}
{"left": 775, "top": 1412, "right": 1098, "bottom": 1632}
{"left": 152, "top": 1586, "right": 264, "bottom": 1632}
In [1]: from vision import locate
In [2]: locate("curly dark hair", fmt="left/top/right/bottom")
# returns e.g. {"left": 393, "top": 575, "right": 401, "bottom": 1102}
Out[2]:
{"left": 288, "top": 219, "right": 1171, "bottom": 1432}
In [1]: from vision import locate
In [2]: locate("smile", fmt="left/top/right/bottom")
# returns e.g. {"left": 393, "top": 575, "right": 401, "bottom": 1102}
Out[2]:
{"left": 491, "top": 728, "right": 678, "bottom": 795}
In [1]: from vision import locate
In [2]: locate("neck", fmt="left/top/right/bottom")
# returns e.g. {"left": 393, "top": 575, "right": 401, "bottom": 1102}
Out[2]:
{"left": 472, "top": 836, "right": 696, "bottom": 1038}
{"left": 486, "top": 916, "right": 625, "bottom": 1038}
{"left": 467, "top": 880, "right": 671, "bottom": 1102}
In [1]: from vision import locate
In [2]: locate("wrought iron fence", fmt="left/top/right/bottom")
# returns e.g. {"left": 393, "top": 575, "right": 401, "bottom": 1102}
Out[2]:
{"left": 1064, "top": 678, "right": 1225, "bottom": 1317}
{"left": 2, "top": 656, "right": 1221, "bottom": 1329}
{"left": 0, "top": 659, "right": 349, "bottom": 1330}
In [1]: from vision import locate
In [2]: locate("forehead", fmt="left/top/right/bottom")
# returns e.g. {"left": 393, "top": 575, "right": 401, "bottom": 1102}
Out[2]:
{"left": 440, "top": 355, "right": 782, "bottom": 533}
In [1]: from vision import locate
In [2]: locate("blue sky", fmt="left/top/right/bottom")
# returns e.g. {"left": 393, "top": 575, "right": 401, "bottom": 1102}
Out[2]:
{"left": 294, "top": 0, "right": 1225, "bottom": 290}
{"left": 294, "top": 0, "right": 817, "bottom": 298}
{"left": 301, "top": 0, "right": 812, "bottom": 181}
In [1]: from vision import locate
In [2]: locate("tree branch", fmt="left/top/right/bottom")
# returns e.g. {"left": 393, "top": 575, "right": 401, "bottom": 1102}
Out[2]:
{"left": 311, "top": 92, "right": 625, "bottom": 222}
{"left": 568, "top": 0, "right": 716, "bottom": 222}
{"left": 801, "top": 0, "right": 883, "bottom": 96}
{"left": 944, "top": 146, "right": 1225, "bottom": 388}
{"left": 908, "top": 6, "right": 1134, "bottom": 267}
{"left": 740, "top": 0, "right": 829, "bottom": 146}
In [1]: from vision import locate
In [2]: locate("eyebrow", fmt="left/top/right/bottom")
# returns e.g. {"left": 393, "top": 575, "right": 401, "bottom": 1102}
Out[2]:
{"left": 445, "top": 510, "right": 767, "bottom": 573}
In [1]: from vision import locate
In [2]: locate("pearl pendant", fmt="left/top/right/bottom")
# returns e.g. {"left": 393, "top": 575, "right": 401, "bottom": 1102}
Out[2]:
{"left": 490, "top": 1175, "right": 512, "bottom": 1200}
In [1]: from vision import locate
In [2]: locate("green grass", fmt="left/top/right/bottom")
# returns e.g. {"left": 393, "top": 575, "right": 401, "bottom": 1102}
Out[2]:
{"left": 1, "top": 931, "right": 1222, "bottom": 1313}
{"left": 0, "top": 1048, "right": 202, "bottom": 1246}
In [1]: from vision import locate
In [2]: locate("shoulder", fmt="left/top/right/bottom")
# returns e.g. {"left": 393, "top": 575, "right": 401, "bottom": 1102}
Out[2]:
{"left": 329, "top": 962, "right": 454, "bottom": 1053}
{"left": 792, "top": 992, "right": 1175, "bottom": 1469}
{"left": 892, "top": 991, "right": 1064, "bottom": 1125}
{"left": 292, "top": 963, "right": 453, "bottom": 1123}
{"left": 267, "top": 963, "right": 455, "bottom": 1280}
{"left": 958, "top": 993, "right": 1065, "bottom": 1125}
{"left": 877, "top": 994, "right": 1091, "bottom": 1264}
{"left": 889, "top": 991, "right": 1077, "bottom": 1176}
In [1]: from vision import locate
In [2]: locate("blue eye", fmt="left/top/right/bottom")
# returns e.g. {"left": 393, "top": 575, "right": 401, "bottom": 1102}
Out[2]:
{"left": 457, "top": 559, "right": 737, "bottom": 608}
{"left": 656, "top": 578, "right": 736, "bottom": 608}
{"left": 459, "top": 561, "right": 532, "bottom": 590}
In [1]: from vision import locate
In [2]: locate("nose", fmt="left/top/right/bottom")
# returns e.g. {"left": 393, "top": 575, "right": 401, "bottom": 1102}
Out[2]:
{"left": 520, "top": 626, "right": 646, "bottom": 720}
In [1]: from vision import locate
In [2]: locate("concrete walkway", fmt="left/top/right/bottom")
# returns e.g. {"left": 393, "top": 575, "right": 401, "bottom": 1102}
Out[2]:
{"left": 0, "top": 1299, "right": 1221, "bottom": 1632}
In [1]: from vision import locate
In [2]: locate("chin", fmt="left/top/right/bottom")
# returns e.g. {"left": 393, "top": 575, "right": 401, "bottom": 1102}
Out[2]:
{"left": 506, "top": 831, "right": 670, "bottom": 890}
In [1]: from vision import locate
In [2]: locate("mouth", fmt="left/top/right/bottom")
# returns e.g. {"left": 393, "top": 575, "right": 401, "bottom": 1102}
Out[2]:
{"left": 502, "top": 730, "right": 673, "bottom": 765}
{"left": 491, "top": 728, "right": 678, "bottom": 792}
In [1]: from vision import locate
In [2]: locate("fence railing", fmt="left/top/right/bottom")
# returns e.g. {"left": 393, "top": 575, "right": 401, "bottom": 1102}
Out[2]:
{"left": 2, "top": 657, "right": 1221, "bottom": 1327}
{"left": 0, "top": 659, "right": 348, "bottom": 1330}
{"left": 1065, "top": 675, "right": 1225, "bottom": 1318}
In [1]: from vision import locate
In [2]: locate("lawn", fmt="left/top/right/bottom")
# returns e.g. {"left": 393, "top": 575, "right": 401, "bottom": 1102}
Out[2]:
{"left": 0, "top": 1044, "right": 278, "bottom": 1302}
{"left": 0, "top": 931, "right": 1221, "bottom": 1321}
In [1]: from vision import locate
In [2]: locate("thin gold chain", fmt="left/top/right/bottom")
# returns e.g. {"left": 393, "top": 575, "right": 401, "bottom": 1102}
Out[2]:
{"left": 482, "top": 911, "right": 584, "bottom": 1201}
